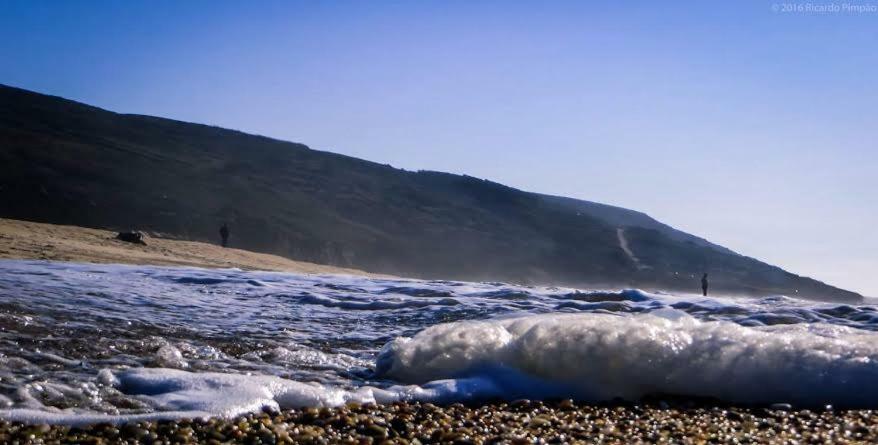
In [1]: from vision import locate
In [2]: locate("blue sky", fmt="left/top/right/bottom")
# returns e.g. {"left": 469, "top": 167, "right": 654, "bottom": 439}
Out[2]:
{"left": 1, "top": 1, "right": 875, "bottom": 296}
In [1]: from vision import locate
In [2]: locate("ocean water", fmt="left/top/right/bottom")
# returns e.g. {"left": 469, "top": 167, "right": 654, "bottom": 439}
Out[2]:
{"left": 1, "top": 259, "right": 878, "bottom": 424}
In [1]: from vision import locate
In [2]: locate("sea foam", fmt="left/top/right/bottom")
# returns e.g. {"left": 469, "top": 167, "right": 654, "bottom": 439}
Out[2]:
{"left": 377, "top": 311, "right": 878, "bottom": 407}
{"left": 6, "top": 311, "right": 878, "bottom": 425}
{"left": 2, "top": 259, "right": 878, "bottom": 424}
{"left": 0, "top": 368, "right": 503, "bottom": 425}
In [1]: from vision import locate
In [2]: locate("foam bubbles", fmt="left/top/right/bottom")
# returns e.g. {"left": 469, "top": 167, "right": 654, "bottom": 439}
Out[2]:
{"left": 3, "top": 259, "right": 878, "bottom": 424}
{"left": 376, "top": 312, "right": 878, "bottom": 407}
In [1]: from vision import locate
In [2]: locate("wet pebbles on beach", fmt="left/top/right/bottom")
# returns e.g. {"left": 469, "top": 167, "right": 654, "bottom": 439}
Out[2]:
{"left": 2, "top": 400, "right": 876, "bottom": 444}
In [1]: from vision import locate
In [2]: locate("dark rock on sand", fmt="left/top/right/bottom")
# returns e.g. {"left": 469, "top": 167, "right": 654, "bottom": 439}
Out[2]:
{"left": 116, "top": 231, "right": 147, "bottom": 245}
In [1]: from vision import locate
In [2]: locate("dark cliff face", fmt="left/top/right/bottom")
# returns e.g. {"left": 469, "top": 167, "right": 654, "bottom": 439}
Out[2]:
{"left": 0, "top": 84, "right": 862, "bottom": 302}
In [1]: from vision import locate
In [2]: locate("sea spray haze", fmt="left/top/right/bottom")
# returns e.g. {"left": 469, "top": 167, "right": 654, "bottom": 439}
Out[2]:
{"left": 2, "top": 259, "right": 878, "bottom": 424}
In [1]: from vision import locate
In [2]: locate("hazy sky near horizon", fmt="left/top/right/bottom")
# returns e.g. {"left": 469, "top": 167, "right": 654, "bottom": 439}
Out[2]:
{"left": 1, "top": 1, "right": 876, "bottom": 296}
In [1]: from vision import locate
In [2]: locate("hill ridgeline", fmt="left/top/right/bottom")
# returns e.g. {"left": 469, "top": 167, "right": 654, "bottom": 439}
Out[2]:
{"left": 0, "top": 84, "right": 861, "bottom": 302}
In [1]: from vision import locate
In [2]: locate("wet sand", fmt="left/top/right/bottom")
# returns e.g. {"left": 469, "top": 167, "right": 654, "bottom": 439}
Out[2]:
{"left": 0, "top": 218, "right": 384, "bottom": 277}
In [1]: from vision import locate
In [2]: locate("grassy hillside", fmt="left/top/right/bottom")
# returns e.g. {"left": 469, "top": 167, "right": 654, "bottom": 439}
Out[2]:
{"left": 0, "top": 84, "right": 861, "bottom": 302}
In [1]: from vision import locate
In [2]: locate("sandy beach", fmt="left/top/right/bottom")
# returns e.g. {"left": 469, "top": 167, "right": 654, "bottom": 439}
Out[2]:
{"left": 0, "top": 218, "right": 382, "bottom": 277}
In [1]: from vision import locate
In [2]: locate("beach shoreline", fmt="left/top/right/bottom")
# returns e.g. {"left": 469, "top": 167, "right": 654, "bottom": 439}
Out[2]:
{"left": 0, "top": 218, "right": 385, "bottom": 277}
{"left": 3, "top": 219, "right": 878, "bottom": 442}
{"left": 1, "top": 400, "right": 874, "bottom": 444}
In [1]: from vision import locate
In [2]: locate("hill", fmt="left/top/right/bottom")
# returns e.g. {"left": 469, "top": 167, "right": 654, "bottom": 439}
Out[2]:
{"left": 0, "top": 84, "right": 862, "bottom": 302}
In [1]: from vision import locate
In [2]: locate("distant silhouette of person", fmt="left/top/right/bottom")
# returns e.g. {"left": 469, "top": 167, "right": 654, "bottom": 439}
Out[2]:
{"left": 219, "top": 223, "right": 230, "bottom": 248}
{"left": 701, "top": 273, "right": 709, "bottom": 296}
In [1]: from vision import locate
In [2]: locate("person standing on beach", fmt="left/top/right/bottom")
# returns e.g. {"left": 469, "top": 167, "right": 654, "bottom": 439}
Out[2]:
{"left": 701, "top": 273, "right": 709, "bottom": 296}
{"left": 219, "top": 223, "right": 230, "bottom": 248}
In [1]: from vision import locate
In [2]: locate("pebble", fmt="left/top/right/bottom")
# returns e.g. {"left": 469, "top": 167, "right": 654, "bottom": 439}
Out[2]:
{"left": 771, "top": 403, "right": 793, "bottom": 411}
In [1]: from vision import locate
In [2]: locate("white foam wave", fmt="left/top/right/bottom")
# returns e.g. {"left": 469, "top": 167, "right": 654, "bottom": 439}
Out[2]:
{"left": 0, "top": 368, "right": 505, "bottom": 425}
{"left": 3, "top": 260, "right": 878, "bottom": 424}
{"left": 376, "top": 311, "right": 878, "bottom": 407}
{"left": 4, "top": 311, "right": 878, "bottom": 424}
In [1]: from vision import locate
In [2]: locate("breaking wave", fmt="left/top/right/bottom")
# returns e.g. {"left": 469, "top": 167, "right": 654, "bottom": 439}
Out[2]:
{"left": 1, "top": 259, "right": 877, "bottom": 424}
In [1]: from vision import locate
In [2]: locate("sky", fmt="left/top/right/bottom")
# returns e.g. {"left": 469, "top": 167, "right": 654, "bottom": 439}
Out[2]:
{"left": 1, "top": 1, "right": 876, "bottom": 296}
